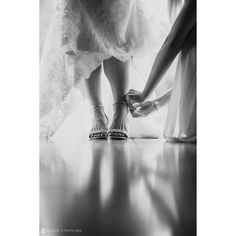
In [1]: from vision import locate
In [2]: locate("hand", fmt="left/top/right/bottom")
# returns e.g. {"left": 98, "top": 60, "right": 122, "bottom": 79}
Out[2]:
{"left": 130, "top": 100, "right": 157, "bottom": 118}
{"left": 125, "top": 89, "right": 145, "bottom": 110}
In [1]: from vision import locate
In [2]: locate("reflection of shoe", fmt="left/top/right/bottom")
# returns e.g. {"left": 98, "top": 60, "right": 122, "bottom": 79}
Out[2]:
{"left": 89, "top": 105, "right": 108, "bottom": 140}
{"left": 108, "top": 100, "right": 129, "bottom": 140}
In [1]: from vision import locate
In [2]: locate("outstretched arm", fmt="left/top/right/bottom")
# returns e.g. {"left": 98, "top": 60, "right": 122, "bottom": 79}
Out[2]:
{"left": 153, "top": 87, "right": 173, "bottom": 107}
{"left": 128, "top": 0, "right": 196, "bottom": 103}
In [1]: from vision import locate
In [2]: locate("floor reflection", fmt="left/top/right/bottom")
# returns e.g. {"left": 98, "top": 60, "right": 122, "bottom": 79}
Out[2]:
{"left": 40, "top": 139, "right": 196, "bottom": 236}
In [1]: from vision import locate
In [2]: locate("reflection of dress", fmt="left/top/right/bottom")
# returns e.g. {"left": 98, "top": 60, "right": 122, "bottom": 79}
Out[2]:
{"left": 164, "top": 24, "right": 196, "bottom": 142}
{"left": 40, "top": 0, "right": 166, "bottom": 139}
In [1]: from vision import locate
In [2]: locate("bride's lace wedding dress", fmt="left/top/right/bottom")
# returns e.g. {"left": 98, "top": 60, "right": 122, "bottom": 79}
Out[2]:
{"left": 40, "top": 0, "right": 171, "bottom": 139}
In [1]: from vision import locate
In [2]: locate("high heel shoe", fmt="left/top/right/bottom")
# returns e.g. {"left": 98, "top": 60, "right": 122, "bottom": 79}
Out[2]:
{"left": 108, "top": 100, "right": 129, "bottom": 140}
{"left": 89, "top": 105, "right": 108, "bottom": 140}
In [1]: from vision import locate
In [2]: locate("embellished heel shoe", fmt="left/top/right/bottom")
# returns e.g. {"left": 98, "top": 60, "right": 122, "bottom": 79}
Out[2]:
{"left": 108, "top": 100, "right": 129, "bottom": 140}
{"left": 89, "top": 105, "right": 109, "bottom": 140}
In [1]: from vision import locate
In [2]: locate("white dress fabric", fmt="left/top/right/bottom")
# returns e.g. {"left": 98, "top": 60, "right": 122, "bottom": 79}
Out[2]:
{"left": 40, "top": 0, "right": 169, "bottom": 139}
{"left": 164, "top": 26, "right": 196, "bottom": 142}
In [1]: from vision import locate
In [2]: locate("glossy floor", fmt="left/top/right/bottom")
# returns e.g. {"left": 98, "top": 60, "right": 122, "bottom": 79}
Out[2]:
{"left": 40, "top": 139, "right": 196, "bottom": 236}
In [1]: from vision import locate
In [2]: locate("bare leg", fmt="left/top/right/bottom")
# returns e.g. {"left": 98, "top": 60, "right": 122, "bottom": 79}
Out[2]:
{"left": 83, "top": 66, "right": 108, "bottom": 138}
{"left": 103, "top": 57, "right": 130, "bottom": 137}
{"left": 103, "top": 57, "right": 129, "bottom": 102}
{"left": 83, "top": 66, "right": 103, "bottom": 106}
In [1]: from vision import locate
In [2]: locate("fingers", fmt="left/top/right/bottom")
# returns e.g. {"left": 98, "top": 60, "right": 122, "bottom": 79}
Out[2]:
{"left": 128, "top": 101, "right": 138, "bottom": 110}
{"left": 131, "top": 110, "right": 149, "bottom": 118}
{"left": 130, "top": 104, "right": 156, "bottom": 118}
{"left": 125, "top": 94, "right": 138, "bottom": 110}
{"left": 130, "top": 110, "right": 143, "bottom": 118}
{"left": 128, "top": 89, "right": 140, "bottom": 95}
{"left": 125, "top": 94, "right": 133, "bottom": 107}
{"left": 126, "top": 89, "right": 145, "bottom": 111}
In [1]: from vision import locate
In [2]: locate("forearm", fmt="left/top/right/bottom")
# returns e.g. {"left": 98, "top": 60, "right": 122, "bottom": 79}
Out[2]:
{"left": 142, "top": 0, "right": 196, "bottom": 100}
{"left": 153, "top": 87, "right": 173, "bottom": 108}
{"left": 142, "top": 40, "right": 179, "bottom": 99}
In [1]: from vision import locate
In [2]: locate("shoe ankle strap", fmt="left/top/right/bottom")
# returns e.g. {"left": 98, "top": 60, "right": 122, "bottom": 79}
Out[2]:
{"left": 90, "top": 104, "right": 104, "bottom": 110}
{"left": 113, "top": 97, "right": 127, "bottom": 106}
{"left": 113, "top": 101, "right": 126, "bottom": 106}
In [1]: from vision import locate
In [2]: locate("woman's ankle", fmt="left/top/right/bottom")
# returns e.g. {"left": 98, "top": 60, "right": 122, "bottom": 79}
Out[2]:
{"left": 90, "top": 105, "right": 107, "bottom": 123}
{"left": 113, "top": 101, "right": 128, "bottom": 114}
